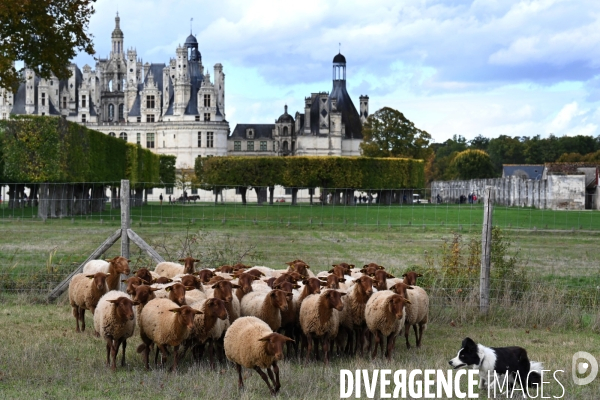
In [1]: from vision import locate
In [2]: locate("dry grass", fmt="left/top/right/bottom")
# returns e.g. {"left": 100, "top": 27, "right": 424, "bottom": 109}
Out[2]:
{"left": 0, "top": 297, "right": 599, "bottom": 399}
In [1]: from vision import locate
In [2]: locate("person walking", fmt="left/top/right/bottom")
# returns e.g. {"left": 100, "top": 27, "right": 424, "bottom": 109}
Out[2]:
{"left": 159, "top": 193, "right": 163, "bottom": 205}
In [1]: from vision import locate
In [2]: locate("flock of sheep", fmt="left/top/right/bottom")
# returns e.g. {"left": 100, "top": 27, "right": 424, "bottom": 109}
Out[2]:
{"left": 68, "top": 256, "right": 429, "bottom": 395}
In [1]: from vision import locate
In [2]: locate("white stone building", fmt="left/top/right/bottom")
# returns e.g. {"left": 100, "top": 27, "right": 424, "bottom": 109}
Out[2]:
{"left": 0, "top": 13, "right": 229, "bottom": 169}
{"left": 229, "top": 52, "right": 368, "bottom": 157}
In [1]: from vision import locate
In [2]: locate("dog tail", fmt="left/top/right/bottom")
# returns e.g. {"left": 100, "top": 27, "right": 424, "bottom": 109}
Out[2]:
{"left": 527, "top": 361, "right": 543, "bottom": 386}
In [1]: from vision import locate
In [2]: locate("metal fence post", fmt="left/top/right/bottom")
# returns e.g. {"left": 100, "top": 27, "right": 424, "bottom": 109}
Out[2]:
{"left": 480, "top": 186, "right": 494, "bottom": 314}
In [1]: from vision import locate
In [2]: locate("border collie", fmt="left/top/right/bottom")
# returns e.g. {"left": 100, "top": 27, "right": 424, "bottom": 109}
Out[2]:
{"left": 448, "top": 337, "right": 543, "bottom": 394}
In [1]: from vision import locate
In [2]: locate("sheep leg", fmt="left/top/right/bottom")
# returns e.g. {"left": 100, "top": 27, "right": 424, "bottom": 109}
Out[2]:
{"left": 314, "top": 337, "right": 320, "bottom": 361}
{"left": 110, "top": 338, "right": 121, "bottom": 371}
{"left": 142, "top": 344, "right": 150, "bottom": 370}
{"left": 413, "top": 324, "right": 420, "bottom": 348}
{"left": 253, "top": 366, "right": 276, "bottom": 395}
{"left": 385, "top": 332, "right": 397, "bottom": 360}
{"left": 72, "top": 306, "right": 81, "bottom": 332}
{"left": 266, "top": 366, "right": 276, "bottom": 388}
{"left": 79, "top": 309, "right": 86, "bottom": 332}
{"left": 366, "top": 330, "right": 373, "bottom": 354}
{"left": 236, "top": 363, "right": 244, "bottom": 390}
{"left": 305, "top": 334, "right": 313, "bottom": 364}
{"left": 371, "top": 331, "right": 381, "bottom": 359}
{"left": 157, "top": 344, "right": 169, "bottom": 368}
{"left": 208, "top": 341, "right": 215, "bottom": 370}
{"left": 120, "top": 339, "right": 127, "bottom": 367}
{"left": 272, "top": 361, "right": 281, "bottom": 393}
{"left": 405, "top": 322, "right": 411, "bottom": 349}
{"left": 345, "top": 328, "right": 354, "bottom": 356}
{"left": 416, "top": 323, "right": 425, "bottom": 348}
{"left": 321, "top": 337, "right": 330, "bottom": 366}
{"left": 170, "top": 344, "right": 180, "bottom": 372}
{"left": 104, "top": 338, "right": 112, "bottom": 366}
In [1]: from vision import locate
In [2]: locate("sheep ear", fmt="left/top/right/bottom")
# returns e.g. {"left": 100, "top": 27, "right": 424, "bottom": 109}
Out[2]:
{"left": 169, "top": 308, "right": 182, "bottom": 313}
{"left": 305, "top": 265, "right": 310, "bottom": 269}
{"left": 193, "top": 309, "right": 203, "bottom": 315}
{"left": 86, "top": 274, "right": 95, "bottom": 279}
{"left": 417, "top": 273, "right": 423, "bottom": 277}
{"left": 107, "top": 299, "right": 119, "bottom": 304}
{"left": 231, "top": 284, "right": 241, "bottom": 289}
{"left": 404, "top": 298, "right": 412, "bottom": 304}
{"left": 132, "top": 301, "right": 140, "bottom": 306}
{"left": 319, "top": 281, "right": 327, "bottom": 286}
{"left": 185, "top": 286, "right": 195, "bottom": 291}
{"left": 178, "top": 259, "right": 186, "bottom": 262}
{"left": 194, "top": 259, "right": 200, "bottom": 262}
{"left": 121, "top": 279, "right": 127, "bottom": 283}
{"left": 258, "top": 334, "right": 275, "bottom": 342}
{"left": 349, "top": 264, "right": 355, "bottom": 268}
{"left": 387, "top": 273, "right": 395, "bottom": 279}
{"left": 293, "top": 284, "right": 300, "bottom": 289}
{"left": 407, "top": 286, "right": 414, "bottom": 290}
{"left": 402, "top": 273, "right": 407, "bottom": 277}
{"left": 151, "top": 287, "right": 160, "bottom": 292}
{"left": 339, "top": 292, "right": 347, "bottom": 296}
{"left": 339, "top": 278, "right": 346, "bottom": 283}
{"left": 165, "top": 287, "right": 172, "bottom": 292}
{"left": 127, "top": 259, "right": 132, "bottom": 262}
{"left": 327, "top": 269, "right": 335, "bottom": 274}
{"left": 140, "top": 279, "right": 149, "bottom": 284}
{"left": 379, "top": 266, "right": 385, "bottom": 270}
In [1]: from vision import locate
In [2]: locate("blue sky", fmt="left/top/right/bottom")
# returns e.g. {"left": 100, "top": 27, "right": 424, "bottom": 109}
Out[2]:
{"left": 73, "top": 0, "right": 600, "bottom": 143}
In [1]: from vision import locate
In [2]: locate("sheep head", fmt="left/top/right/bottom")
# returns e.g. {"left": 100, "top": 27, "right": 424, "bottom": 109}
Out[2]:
{"left": 259, "top": 332, "right": 294, "bottom": 361}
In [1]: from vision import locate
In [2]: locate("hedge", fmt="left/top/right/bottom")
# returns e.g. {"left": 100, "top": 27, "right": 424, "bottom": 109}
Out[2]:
{"left": 0, "top": 116, "right": 161, "bottom": 185}
{"left": 195, "top": 156, "right": 424, "bottom": 189}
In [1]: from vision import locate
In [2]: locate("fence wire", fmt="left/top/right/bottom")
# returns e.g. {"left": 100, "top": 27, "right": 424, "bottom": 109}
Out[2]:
{"left": 1, "top": 181, "right": 599, "bottom": 323}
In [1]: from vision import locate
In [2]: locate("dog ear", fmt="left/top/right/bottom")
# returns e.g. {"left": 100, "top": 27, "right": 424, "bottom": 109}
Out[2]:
{"left": 462, "top": 337, "right": 477, "bottom": 350}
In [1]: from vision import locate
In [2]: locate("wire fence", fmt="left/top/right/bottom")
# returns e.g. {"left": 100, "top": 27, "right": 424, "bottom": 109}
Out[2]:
{"left": 1, "top": 181, "right": 599, "bottom": 326}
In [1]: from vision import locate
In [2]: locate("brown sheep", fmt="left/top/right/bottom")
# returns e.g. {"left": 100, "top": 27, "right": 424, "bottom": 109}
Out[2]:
{"left": 68, "top": 272, "right": 110, "bottom": 332}
{"left": 234, "top": 272, "right": 260, "bottom": 302}
{"left": 338, "top": 275, "right": 377, "bottom": 355}
{"left": 122, "top": 276, "right": 148, "bottom": 296}
{"left": 370, "top": 269, "right": 396, "bottom": 291}
{"left": 319, "top": 275, "right": 346, "bottom": 290}
{"left": 133, "top": 267, "right": 153, "bottom": 285}
{"left": 105, "top": 256, "right": 131, "bottom": 291}
{"left": 194, "top": 269, "right": 216, "bottom": 283}
{"left": 154, "top": 276, "right": 173, "bottom": 284}
{"left": 402, "top": 271, "right": 423, "bottom": 286}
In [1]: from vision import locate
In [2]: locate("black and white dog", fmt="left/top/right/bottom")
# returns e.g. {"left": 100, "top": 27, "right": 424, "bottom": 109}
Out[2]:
{"left": 449, "top": 337, "right": 543, "bottom": 394}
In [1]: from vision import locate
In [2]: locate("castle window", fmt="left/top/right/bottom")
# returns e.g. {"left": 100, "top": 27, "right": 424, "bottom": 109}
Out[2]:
{"left": 207, "top": 132, "right": 214, "bottom": 148}
{"left": 195, "top": 115, "right": 200, "bottom": 121}
{"left": 204, "top": 94, "right": 211, "bottom": 107}
{"left": 166, "top": 187, "right": 173, "bottom": 195}
{"left": 246, "top": 129, "right": 254, "bottom": 139}
{"left": 41, "top": 93, "right": 46, "bottom": 106}
{"left": 191, "top": 188, "right": 198, "bottom": 195}
{"left": 146, "top": 114, "right": 155, "bottom": 123}
{"left": 119, "top": 132, "right": 127, "bottom": 141}
{"left": 247, "top": 141, "right": 254, "bottom": 151}
{"left": 136, "top": 133, "right": 141, "bottom": 145}
{"left": 146, "top": 95, "right": 155, "bottom": 109}
{"left": 82, "top": 114, "right": 86, "bottom": 123}
{"left": 2, "top": 113, "right": 6, "bottom": 120}
{"left": 204, "top": 113, "right": 211, "bottom": 122}
{"left": 137, "top": 117, "right": 141, "bottom": 123}
{"left": 234, "top": 141, "right": 241, "bottom": 151}
{"left": 118, "top": 104, "right": 124, "bottom": 120}
{"left": 283, "top": 141, "right": 289, "bottom": 151}
{"left": 292, "top": 141, "right": 295, "bottom": 152}
{"left": 82, "top": 95, "right": 86, "bottom": 108}
{"left": 197, "top": 132, "right": 202, "bottom": 147}
{"left": 260, "top": 141, "right": 267, "bottom": 151}
{"left": 147, "top": 133, "right": 155, "bottom": 148}
{"left": 283, "top": 126, "right": 288, "bottom": 136}
{"left": 108, "top": 104, "right": 114, "bottom": 120}
{"left": 62, "top": 97, "right": 67, "bottom": 109}
{"left": 109, "top": 132, "right": 116, "bottom": 137}
{"left": 41, "top": 112, "right": 45, "bottom": 116}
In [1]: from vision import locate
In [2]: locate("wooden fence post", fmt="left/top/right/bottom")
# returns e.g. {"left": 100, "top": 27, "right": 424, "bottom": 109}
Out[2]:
{"left": 120, "top": 179, "right": 130, "bottom": 291}
{"left": 480, "top": 186, "right": 494, "bottom": 314}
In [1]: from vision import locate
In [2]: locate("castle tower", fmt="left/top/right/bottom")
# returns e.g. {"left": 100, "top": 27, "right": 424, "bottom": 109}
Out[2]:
{"left": 111, "top": 13, "right": 124, "bottom": 58}
{"left": 25, "top": 67, "right": 35, "bottom": 114}
{"left": 214, "top": 63, "right": 225, "bottom": 120}
{"left": 173, "top": 45, "right": 190, "bottom": 116}
{"left": 359, "top": 95, "right": 369, "bottom": 124}
{"left": 125, "top": 49, "right": 138, "bottom": 110}
{"left": 328, "top": 52, "right": 362, "bottom": 140}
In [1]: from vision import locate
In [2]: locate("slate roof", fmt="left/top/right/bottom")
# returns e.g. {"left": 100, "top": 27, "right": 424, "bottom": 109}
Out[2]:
{"left": 502, "top": 165, "right": 544, "bottom": 180}
{"left": 230, "top": 124, "right": 274, "bottom": 139}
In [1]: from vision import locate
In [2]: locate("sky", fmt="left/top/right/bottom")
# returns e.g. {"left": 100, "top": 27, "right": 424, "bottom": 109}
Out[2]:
{"left": 72, "top": 0, "right": 600, "bottom": 144}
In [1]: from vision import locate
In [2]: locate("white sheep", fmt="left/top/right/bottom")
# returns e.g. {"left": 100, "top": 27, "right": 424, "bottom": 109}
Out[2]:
{"left": 136, "top": 298, "right": 202, "bottom": 371}
{"left": 240, "top": 289, "right": 290, "bottom": 331}
{"left": 93, "top": 290, "right": 139, "bottom": 369}
{"left": 398, "top": 285, "right": 429, "bottom": 349}
{"left": 365, "top": 290, "right": 411, "bottom": 359}
{"left": 298, "top": 289, "right": 345, "bottom": 365}
{"left": 82, "top": 259, "right": 109, "bottom": 274}
{"left": 247, "top": 266, "right": 275, "bottom": 277}
{"left": 68, "top": 272, "right": 110, "bottom": 333}
{"left": 186, "top": 297, "right": 229, "bottom": 367}
{"left": 224, "top": 316, "right": 293, "bottom": 395}
{"left": 154, "top": 256, "right": 199, "bottom": 278}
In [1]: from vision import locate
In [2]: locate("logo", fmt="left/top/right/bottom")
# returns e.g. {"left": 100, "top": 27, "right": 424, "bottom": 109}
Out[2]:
{"left": 572, "top": 351, "right": 598, "bottom": 386}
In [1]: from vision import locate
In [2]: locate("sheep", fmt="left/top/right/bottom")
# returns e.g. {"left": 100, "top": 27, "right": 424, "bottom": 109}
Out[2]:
{"left": 82, "top": 256, "right": 130, "bottom": 291}
{"left": 392, "top": 283, "right": 428, "bottom": 349}
{"left": 155, "top": 257, "right": 199, "bottom": 278}
{"left": 194, "top": 269, "right": 216, "bottom": 284}
{"left": 215, "top": 264, "right": 236, "bottom": 274}
{"left": 136, "top": 298, "right": 202, "bottom": 371}
{"left": 82, "top": 259, "right": 109, "bottom": 274}
{"left": 360, "top": 263, "right": 385, "bottom": 276}
{"left": 132, "top": 267, "right": 153, "bottom": 285}
{"left": 402, "top": 271, "right": 423, "bottom": 286}
{"left": 285, "top": 260, "right": 314, "bottom": 278}
{"left": 132, "top": 284, "right": 160, "bottom": 324}
{"left": 122, "top": 276, "right": 148, "bottom": 296}
{"left": 338, "top": 275, "right": 377, "bottom": 355}
{"left": 247, "top": 266, "right": 275, "bottom": 277}
{"left": 68, "top": 272, "right": 110, "bottom": 332}
{"left": 224, "top": 316, "right": 293, "bottom": 395}
{"left": 207, "top": 280, "right": 241, "bottom": 322}
{"left": 154, "top": 276, "right": 173, "bottom": 284}
{"left": 240, "top": 289, "right": 290, "bottom": 331}
{"left": 365, "top": 290, "right": 411, "bottom": 359}
{"left": 185, "top": 297, "right": 229, "bottom": 367}
{"left": 93, "top": 290, "right": 139, "bottom": 370}
{"left": 369, "top": 269, "right": 396, "bottom": 291}
{"left": 272, "top": 280, "right": 300, "bottom": 355}
{"left": 299, "top": 289, "right": 345, "bottom": 365}
{"left": 319, "top": 274, "right": 347, "bottom": 290}
{"left": 233, "top": 272, "right": 261, "bottom": 302}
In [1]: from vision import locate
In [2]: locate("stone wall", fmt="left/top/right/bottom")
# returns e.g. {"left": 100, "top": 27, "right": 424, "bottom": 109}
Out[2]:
{"left": 431, "top": 174, "right": 592, "bottom": 210}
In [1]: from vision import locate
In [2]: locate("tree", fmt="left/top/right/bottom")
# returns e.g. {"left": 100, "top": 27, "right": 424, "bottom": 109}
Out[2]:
{"left": 450, "top": 149, "right": 497, "bottom": 180}
{"left": 0, "top": 0, "right": 96, "bottom": 92}
{"left": 360, "top": 107, "right": 432, "bottom": 159}
{"left": 487, "top": 135, "right": 525, "bottom": 173}
{"left": 159, "top": 155, "right": 176, "bottom": 189}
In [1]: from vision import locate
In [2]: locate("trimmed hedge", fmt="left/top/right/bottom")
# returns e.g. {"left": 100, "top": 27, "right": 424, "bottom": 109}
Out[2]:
{"left": 195, "top": 156, "right": 424, "bottom": 189}
{"left": 0, "top": 116, "right": 160, "bottom": 185}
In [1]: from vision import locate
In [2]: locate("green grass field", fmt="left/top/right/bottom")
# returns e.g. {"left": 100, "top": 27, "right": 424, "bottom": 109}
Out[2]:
{"left": 1, "top": 203, "right": 600, "bottom": 398}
